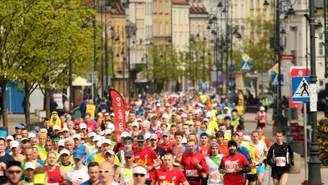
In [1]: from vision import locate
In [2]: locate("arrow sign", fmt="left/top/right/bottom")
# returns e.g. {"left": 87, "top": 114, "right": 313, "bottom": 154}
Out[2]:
{"left": 292, "top": 76, "right": 310, "bottom": 102}
{"left": 271, "top": 74, "right": 284, "bottom": 86}
{"left": 272, "top": 63, "right": 279, "bottom": 74}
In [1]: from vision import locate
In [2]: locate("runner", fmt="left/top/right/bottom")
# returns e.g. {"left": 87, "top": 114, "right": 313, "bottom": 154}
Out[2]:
{"left": 206, "top": 142, "right": 224, "bottom": 185}
{"left": 114, "top": 150, "right": 135, "bottom": 184}
{"left": 267, "top": 131, "right": 294, "bottom": 185}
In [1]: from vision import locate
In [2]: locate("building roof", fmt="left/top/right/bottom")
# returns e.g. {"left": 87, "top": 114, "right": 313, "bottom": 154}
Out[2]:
{"left": 190, "top": 4, "right": 208, "bottom": 14}
{"left": 172, "top": 0, "right": 189, "bottom": 5}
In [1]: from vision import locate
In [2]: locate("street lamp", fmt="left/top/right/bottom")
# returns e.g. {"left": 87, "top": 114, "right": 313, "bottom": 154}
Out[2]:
{"left": 160, "top": 38, "right": 172, "bottom": 92}
{"left": 125, "top": 21, "right": 137, "bottom": 97}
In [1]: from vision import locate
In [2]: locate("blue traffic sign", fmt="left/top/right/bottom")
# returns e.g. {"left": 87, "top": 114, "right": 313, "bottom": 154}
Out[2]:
{"left": 271, "top": 74, "right": 284, "bottom": 86}
{"left": 292, "top": 76, "right": 310, "bottom": 102}
{"left": 219, "top": 74, "right": 226, "bottom": 82}
{"left": 241, "top": 61, "right": 251, "bottom": 72}
{"left": 200, "top": 82, "right": 207, "bottom": 91}
{"left": 228, "top": 65, "right": 235, "bottom": 73}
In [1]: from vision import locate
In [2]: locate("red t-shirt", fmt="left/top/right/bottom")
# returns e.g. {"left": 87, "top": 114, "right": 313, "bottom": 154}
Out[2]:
{"left": 153, "top": 167, "right": 187, "bottom": 185}
{"left": 86, "top": 121, "right": 97, "bottom": 132}
{"left": 158, "top": 142, "right": 173, "bottom": 151}
{"left": 133, "top": 146, "right": 158, "bottom": 180}
{"left": 220, "top": 153, "right": 248, "bottom": 185}
{"left": 199, "top": 144, "right": 210, "bottom": 157}
{"left": 180, "top": 152, "right": 209, "bottom": 185}
{"left": 219, "top": 141, "right": 229, "bottom": 156}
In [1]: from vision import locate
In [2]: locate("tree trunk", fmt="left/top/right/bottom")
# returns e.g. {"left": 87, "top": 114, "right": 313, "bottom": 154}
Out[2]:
{"left": 45, "top": 88, "right": 50, "bottom": 118}
{"left": 1, "top": 81, "right": 8, "bottom": 127}
{"left": 24, "top": 82, "right": 31, "bottom": 125}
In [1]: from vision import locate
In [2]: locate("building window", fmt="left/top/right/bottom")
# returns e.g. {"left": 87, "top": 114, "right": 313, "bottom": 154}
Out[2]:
{"left": 320, "top": 80, "right": 324, "bottom": 87}
{"left": 166, "top": 23, "right": 169, "bottom": 35}
{"left": 153, "top": 0, "right": 156, "bottom": 13}
{"left": 250, "top": 0, "right": 254, "bottom": 9}
{"left": 165, "top": 0, "right": 168, "bottom": 13}
{"left": 319, "top": 33, "right": 324, "bottom": 56}
{"left": 160, "top": 22, "right": 163, "bottom": 35}
{"left": 159, "top": 1, "right": 162, "bottom": 13}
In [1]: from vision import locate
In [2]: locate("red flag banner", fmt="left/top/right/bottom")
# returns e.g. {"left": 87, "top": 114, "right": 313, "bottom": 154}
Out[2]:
{"left": 110, "top": 89, "right": 126, "bottom": 141}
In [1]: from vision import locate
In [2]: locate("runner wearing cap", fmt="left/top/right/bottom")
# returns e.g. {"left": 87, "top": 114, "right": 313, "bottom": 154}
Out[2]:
{"left": 21, "top": 162, "right": 35, "bottom": 185}
{"left": 180, "top": 140, "right": 209, "bottom": 185}
{"left": 219, "top": 140, "right": 250, "bottom": 185}
{"left": 73, "top": 134, "right": 88, "bottom": 156}
{"left": 58, "top": 149, "right": 73, "bottom": 173}
{"left": 149, "top": 134, "right": 165, "bottom": 160}
{"left": 157, "top": 131, "right": 172, "bottom": 151}
{"left": 151, "top": 152, "right": 188, "bottom": 185}
{"left": 198, "top": 133, "right": 210, "bottom": 157}
{"left": 116, "top": 137, "right": 134, "bottom": 166}
{"left": 4, "top": 161, "right": 23, "bottom": 185}
{"left": 64, "top": 150, "right": 89, "bottom": 184}
{"left": 255, "top": 106, "right": 267, "bottom": 129}
{"left": 10, "top": 141, "right": 24, "bottom": 162}
{"left": 206, "top": 142, "right": 224, "bottom": 185}
{"left": 104, "top": 150, "right": 119, "bottom": 171}
{"left": 133, "top": 134, "right": 161, "bottom": 185}
{"left": 215, "top": 131, "right": 228, "bottom": 155}
{"left": 133, "top": 165, "right": 148, "bottom": 185}
{"left": 114, "top": 150, "right": 135, "bottom": 184}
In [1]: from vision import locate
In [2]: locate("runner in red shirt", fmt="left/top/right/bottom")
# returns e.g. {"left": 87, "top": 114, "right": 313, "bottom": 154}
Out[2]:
{"left": 157, "top": 131, "right": 173, "bottom": 150}
{"left": 199, "top": 133, "right": 210, "bottom": 157}
{"left": 216, "top": 131, "right": 229, "bottom": 155}
{"left": 133, "top": 134, "right": 162, "bottom": 185}
{"left": 219, "top": 140, "right": 251, "bottom": 185}
{"left": 151, "top": 152, "right": 189, "bottom": 185}
{"left": 180, "top": 140, "right": 209, "bottom": 185}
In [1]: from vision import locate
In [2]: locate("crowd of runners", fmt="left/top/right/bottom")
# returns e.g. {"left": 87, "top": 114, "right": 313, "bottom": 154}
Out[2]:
{"left": 0, "top": 91, "right": 294, "bottom": 185}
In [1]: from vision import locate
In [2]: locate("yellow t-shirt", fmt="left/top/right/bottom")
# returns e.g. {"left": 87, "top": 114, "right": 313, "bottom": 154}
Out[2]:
{"left": 91, "top": 153, "right": 120, "bottom": 166}
{"left": 240, "top": 141, "right": 250, "bottom": 150}
{"left": 235, "top": 105, "right": 244, "bottom": 115}
{"left": 248, "top": 145, "right": 257, "bottom": 175}
{"left": 208, "top": 121, "right": 218, "bottom": 133}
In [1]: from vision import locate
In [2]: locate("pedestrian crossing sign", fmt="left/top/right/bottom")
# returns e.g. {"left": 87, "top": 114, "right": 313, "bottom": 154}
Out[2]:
{"left": 271, "top": 74, "right": 284, "bottom": 86}
{"left": 241, "top": 61, "right": 251, "bottom": 72}
{"left": 292, "top": 76, "right": 310, "bottom": 102}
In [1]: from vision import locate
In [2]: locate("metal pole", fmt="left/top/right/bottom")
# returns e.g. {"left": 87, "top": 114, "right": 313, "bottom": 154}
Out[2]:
{"left": 308, "top": 0, "right": 321, "bottom": 183}
{"left": 105, "top": 9, "right": 109, "bottom": 94}
{"left": 274, "top": 0, "right": 283, "bottom": 128}
{"left": 69, "top": 56, "right": 73, "bottom": 110}
{"left": 324, "top": 0, "right": 328, "bottom": 78}
{"left": 128, "top": 38, "right": 131, "bottom": 97}
{"left": 225, "top": 8, "right": 229, "bottom": 94}
{"left": 303, "top": 103, "right": 308, "bottom": 180}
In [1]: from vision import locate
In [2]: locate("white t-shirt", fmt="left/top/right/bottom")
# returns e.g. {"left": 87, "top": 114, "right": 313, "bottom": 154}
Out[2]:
{"left": 64, "top": 165, "right": 89, "bottom": 184}
{"left": 252, "top": 141, "right": 268, "bottom": 158}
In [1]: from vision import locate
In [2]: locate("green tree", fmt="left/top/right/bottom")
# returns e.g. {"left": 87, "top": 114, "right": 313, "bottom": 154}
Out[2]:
{"left": 0, "top": 0, "right": 95, "bottom": 125}
{"left": 233, "top": 15, "right": 274, "bottom": 72}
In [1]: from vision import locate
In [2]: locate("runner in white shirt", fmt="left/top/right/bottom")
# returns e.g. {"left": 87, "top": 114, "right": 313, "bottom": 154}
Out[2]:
{"left": 251, "top": 131, "right": 268, "bottom": 185}
{"left": 64, "top": 150, "right": 89, "bottom": 184}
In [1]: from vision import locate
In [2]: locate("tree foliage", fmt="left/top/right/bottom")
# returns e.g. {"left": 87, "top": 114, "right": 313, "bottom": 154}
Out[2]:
{"left": 0, "top": 0, "right": 95, "bottom": 125}
{"left": 233, "top": 15, "right": 274, "bottom": 72}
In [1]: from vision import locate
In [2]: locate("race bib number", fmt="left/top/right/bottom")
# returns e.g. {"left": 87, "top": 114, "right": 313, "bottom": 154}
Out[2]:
{"left": 225, "top": 160, "right": 238, "bottom": 173}
{"left": 209, "top": 171, "right": 223, "bottom": 183}
{"left": 120, "top": 181, "right": 134, "bottom": 185}
{"left": 186, "top": 169, "right": 198, "bottom": 177}
{"left": 275, "top": 157, "right": 286, "bottom": 167}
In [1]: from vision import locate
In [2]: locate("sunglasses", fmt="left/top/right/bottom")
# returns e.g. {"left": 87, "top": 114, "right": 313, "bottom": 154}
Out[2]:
{"left": 150, "top": 139, "right": 157, "bottom": 141}
{"left": 99, "top": 169, "right": 112, "bottom": 173}
{"left": 134, "top": 173, "right": 145, "bottom": 177}
{"left": 7, "top": 170, "right": 22, "bottom": 174}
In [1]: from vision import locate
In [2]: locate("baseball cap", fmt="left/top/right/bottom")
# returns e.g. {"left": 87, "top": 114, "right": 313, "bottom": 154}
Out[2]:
{"left": 224, "top": 107, "right": 229, "bottom": 110}
{"left": 105, "top": 129, "right": 112, "bottom": 135}
{"left": 162, "top": 114, "right": 168, "bottom": 119}
{"left": 10, "top": 141, "right": 19, "bottom": 148}
{"left": 74, "top": 119, "right": 81, "bottom": 124}
{"left": 260, "top": 106, "right": 265, "bottom": 111}
{"left": 53, "top": 125, "right": 60, "bottom": 131}
{"left": 150, "top": 114, "right": 157, "bottom": 119}
{"left": 132, "top": 122, "right": 139, "bottom": 127}
{"left": 60, "top": 149, "right": 70, "bottom": 156}
{"left": 133, "top": 165, "right": 148, "bottom": 175}
{"left": 88, "top": 132, "right": 96, "bottom": 138}
{"left": 15, "top": 124, "right": 23, "bottom": 129}
{"left": 58, "top": 140, "right": 65, "bottom": 147}
{"left": 93, "top": 135, "right": 101, "bottom": 142}
{"left": 80, "top": 123, "right": 87, "bottom": 129}
{"left": 136, "top": 118, "right": 142, "bottom": 122}
{"left": 28, "top": 133, "right": 36, "bottom": 138}
{"left": 73, "top": 134, "right": 81, "bottom": 140}
{"left": 243, "top": 135, "right": 251, "bottom": 142}
{"left": 40, "top": 128, "right": 48, "bottom": 133}
{"left": 125, "top": 150, "right": 134, "bottom": 157}
{"left": 202, "top": 118, "right": 209, "bottom": 122}
{"left": 34, "top": 126, "right": 40, "bottom": 131}
{"left": 62, "top": 127, "right": 69, "bottom": 132}
{"left": 24, "top": 162, "right": 35, "bottom": 170}
{"left": 107, "top": 123, "right": 115, "bottom": 132}
{"left": 73, "top": 150, "right": 85, "bottom": 160}
{"left": 215, "top": 131, "right": 224, "bottom": 137}
{"left": 162, "top": 131, "right": 169, "bottom": 136}
{"left": 104, "top": 150, "right": 115, "bottom": 156}
{"left": 136, "top": 134, "right": 145, "bottom": 142}
{"left": 150, "top": 134, "right": 158, "bottom": 140}
{"left": 6, "top": 135, "right": 14, "bottom": 141}
{"left": 110, "top": 113, "right": 115, "bottom": 117}
{"left": 144, "top": 133, "right": 151, "bottom": 140}
{"left": 156, "top": 103, "right": 160, "bottom": 107}
{"left": 181, "top": 114, "right": 187, "bottom": 118}
{"left": 120, "top": 131, "right": 130, "bottom": 138}
{"left": 102, "top": 139, "right": 112, "bottom": 146}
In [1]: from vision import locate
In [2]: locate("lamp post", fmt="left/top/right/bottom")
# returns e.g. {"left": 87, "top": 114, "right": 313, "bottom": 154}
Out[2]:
{"left": 273, "top": 0, "right": 295, "bottom": 130}
{"left": 125, "top": 21, "right": 137, "bottom": 97}
{"left": 306, "top": 0, "right": 321, "bottom": 183}
{"left": 160, "top": 38, "right": 172, "bottom": 92}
